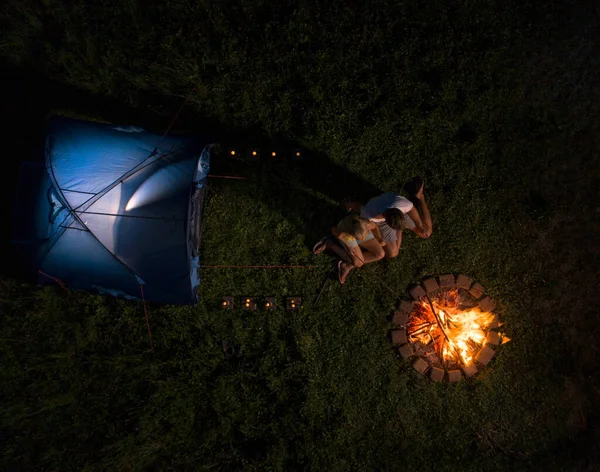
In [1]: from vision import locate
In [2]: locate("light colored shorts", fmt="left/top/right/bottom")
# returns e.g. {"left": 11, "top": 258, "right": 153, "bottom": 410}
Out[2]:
{"left": 338, "top": 231, "right": 375, "bottom": 250}
{"left": 378, "top": 215, "right": 415, "bottom": 242}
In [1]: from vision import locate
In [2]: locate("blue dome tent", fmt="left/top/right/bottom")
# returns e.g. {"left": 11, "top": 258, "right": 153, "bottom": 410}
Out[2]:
{"left": 13, "top": 117, "right": 211, "bottom": 304}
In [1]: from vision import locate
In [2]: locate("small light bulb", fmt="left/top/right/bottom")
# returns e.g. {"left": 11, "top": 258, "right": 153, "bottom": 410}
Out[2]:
{"left": 252, "top": 151, "right": 257, "bottom": 156}
{"left": 296, "top": 152, "right": 300, "bottom": 156}
{"left": 266, "top": 302, "right": 271, "bottom": 307}
{"left": 272, "top": 151, "right": 276, "bottom": 157}
{"left": 230, "top": 150, "right": 236, "bottom": 155}
{"left": 245, "top": 303, "right": 250, "bottom": 307}
{"left": 246, "top": 298, "right": 250, "bottom": 303}
{"left": 222, "top": 301, "right": 227, "bottom": 306}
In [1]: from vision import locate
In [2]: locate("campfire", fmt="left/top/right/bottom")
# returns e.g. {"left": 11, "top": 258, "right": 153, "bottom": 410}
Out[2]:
{"left": 391, "top": 274, "right": 510, "bottom": 381}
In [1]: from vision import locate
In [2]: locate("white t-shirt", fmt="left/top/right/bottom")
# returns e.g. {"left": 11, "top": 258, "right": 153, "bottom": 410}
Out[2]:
{"left": 360, "top": 192, "right": 413, "bottom": 223}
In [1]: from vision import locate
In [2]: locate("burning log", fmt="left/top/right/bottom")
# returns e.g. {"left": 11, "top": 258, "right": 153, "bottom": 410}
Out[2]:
{"left": 407, "top": 323, "right": 433, "bottom": 337}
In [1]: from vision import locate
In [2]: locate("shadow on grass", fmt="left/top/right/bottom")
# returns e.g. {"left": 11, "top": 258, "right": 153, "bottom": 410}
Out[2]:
{"left": 210, "top": 152, "right": 384, "bottom": 247}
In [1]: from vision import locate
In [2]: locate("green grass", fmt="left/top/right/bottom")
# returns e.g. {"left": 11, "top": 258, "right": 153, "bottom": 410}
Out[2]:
{"left": 1, "top": 0, "right": 600, "bottom": 470}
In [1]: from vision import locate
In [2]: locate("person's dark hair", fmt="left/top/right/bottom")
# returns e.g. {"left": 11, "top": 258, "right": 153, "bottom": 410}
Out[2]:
{"left": 383, "top": 208, "right": 405, "bottom": 230}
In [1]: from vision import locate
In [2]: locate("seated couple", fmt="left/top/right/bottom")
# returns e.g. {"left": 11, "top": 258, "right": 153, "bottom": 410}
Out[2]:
{"left": 313, "top": 177, "right": 432, "bottom": 284}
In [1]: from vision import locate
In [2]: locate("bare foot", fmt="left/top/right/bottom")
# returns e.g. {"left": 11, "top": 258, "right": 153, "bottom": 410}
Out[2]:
{"left": 338, "top": 261, "right": 352, "bottom": 284}
{"left": 415, "top": 181, "right": 424, "bottom": 200}
{"left": 404, "top": 176, "right": 424, "bottom": 200}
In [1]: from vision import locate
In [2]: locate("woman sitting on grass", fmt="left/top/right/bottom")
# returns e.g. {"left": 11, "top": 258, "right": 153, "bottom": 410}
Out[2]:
{"left": 313, "top": 214, "right": 386, "bottom": 284}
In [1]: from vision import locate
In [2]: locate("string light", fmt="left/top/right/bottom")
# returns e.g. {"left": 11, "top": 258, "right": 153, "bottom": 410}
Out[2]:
{"left": 296, "top": 152, "right": 301, "bottom": 157}
{"left": 230, "top": 150, "right": 236, "bottom": 156}
{"left": 252, "top": 151, "right": 257, "bottom": 156}
{"left": 271, "top": 151, "right": 276, "bottom": 157}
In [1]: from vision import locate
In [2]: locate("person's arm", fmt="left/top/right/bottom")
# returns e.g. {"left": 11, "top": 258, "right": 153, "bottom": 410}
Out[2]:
{"left": 407, "top": 207, "right": 431, "bottom": 238}
{"left": 407, "top": 206, "right": 424, "bottom": 229}
{"left": 368, "top": 222, "right": 386, "bottom": 246}
{"left": 415, "top": 195, "right": 433, "bottom": 238}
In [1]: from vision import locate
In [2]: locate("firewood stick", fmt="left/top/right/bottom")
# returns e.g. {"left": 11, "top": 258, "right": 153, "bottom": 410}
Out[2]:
{"left": 408, "top": 324, "right": 433, "bottom": 336}
{"left": 408, "top": 321, "right": 431, "bottom": 331}
{"left": 426, "top": 295, "right": 464, "bottom": 365}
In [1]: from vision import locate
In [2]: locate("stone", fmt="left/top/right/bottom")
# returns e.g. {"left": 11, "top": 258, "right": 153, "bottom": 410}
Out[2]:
{"left": 392, "top": 310, "right": 409, "bottom": 327}
{"left": 462, "top": 363, "right": 478, "bottom": 377}
{"left": 391, "top": 329, "right": 408, "bottom": 345}
{"left": 413, "top": 357, "right": 429, "bottom": 374}
{"left": 439, "top": 274, "right": 455, "bottom": 288}
{"left": 422, "top": 277, "right": 439, "bottom": 293}
{"left": 475, "top": 345, "right": 496, "bottom": 366}
{"left": 486, "top": 331, "right": 501, "bottom": 345}
{"left": 399, "top": 300, "right": 414, "bottom": 312}
{"left": 409, "top": 285, "right": 426, "bottom": 300}
{"left": 447, "top": 370, "right": 462, "bottom": 382}
{"left": 398, "top": 343, "right": 414, "bottom": 359}
{"left": 430, "top": 367, "right": 445, "bottom": 382}
{"left": 456, "top": 274, "right": 472, "bottom": 289}
{"left": 469, "top": 282, "right": 485, "bottom": 299}
{"left": 488, "top": 315, "right": 501, "bottom": 329}
{"left": 478, "top": 296, "right": 495, "bottom": 313}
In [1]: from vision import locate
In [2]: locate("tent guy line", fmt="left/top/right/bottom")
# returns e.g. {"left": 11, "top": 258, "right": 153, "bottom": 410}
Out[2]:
{"left": 199, "top": 265, "right": 317, "bottom": 269}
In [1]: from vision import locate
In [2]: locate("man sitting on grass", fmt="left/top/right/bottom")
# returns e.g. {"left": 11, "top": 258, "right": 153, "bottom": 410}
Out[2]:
{"left": 342, "top": 177, "right": 432, "bottom": 259}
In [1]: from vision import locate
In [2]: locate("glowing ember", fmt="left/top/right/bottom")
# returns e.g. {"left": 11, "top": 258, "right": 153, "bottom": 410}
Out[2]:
{"left": 407, "top": 289, "right": 507, "bottom": 368}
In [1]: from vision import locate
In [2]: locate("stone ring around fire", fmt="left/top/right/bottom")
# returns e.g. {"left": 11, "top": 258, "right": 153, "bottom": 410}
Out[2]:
{"left": 390, "top": 274, "right": 510, "bottom": 382}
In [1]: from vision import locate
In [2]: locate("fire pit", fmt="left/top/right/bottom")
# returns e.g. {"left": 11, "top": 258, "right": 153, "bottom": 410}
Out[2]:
{"left": 391, "top": 274, "right": 510, "bottom": 382}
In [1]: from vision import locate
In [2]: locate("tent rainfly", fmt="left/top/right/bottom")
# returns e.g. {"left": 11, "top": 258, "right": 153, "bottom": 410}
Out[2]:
{"left": 13, "top": 117, "right": 211, "bottom": 304}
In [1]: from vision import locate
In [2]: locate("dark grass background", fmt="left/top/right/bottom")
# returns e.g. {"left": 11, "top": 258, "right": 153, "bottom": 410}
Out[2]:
{"left": 1, "top": 1, "right": 600, "bottom": 470}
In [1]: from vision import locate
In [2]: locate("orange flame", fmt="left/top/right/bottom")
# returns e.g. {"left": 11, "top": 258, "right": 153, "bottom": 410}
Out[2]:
{"left": 407, "top": 289, "right": 504, "bottom": 367}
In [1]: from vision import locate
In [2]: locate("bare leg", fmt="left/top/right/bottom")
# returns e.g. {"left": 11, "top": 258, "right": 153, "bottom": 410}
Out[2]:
{"left": 340, "top": 239, "right": 385, "bottom": 282}
{"left": 355, "top": 239, "right": 386, "bottom": 264}
{"left": 324, "top": 240, "right": 353, "bottom": 265}
{"left": 339, "top": 261, "right": 352, "bottom": 283}
{"left": 413, "top": 184, "right": 432, "bottom": 237}
{"left": 383, "top": 230, "right": 402, "bottom": 258}
{"left": 407, "top": 182, "right": 432, "bottom": 238}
